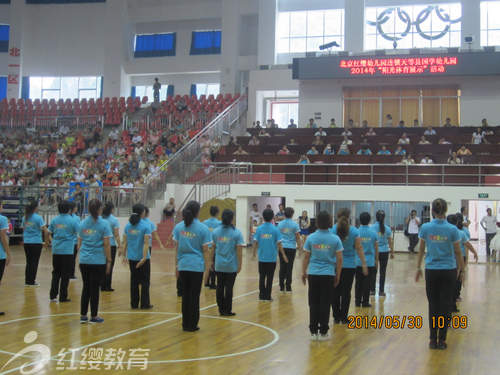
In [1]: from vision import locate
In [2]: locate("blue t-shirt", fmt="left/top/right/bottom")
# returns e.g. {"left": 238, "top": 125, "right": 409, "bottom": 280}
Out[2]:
{"left": 22, "top": 213, "right": 46, "bottom": 244}
{"left": 173, "top": 218, "right": 212, "bottom": 272}
{"left": 0, "top": 215, "right": 9, "bottom": 259}
{"left": 143, "top": 217, "right": 157, "bottom": 247}
{"left": 254, "top": 222, "right": 283, "bottom": 262}
{"left": 458, "top": 229, "right": 469, "bottom": 257}
{"left": 48, "top": 214, "right": 79, "bottom": 255}
{"left": 462, "top": 227, "right": 471, "bottom": 240}
{"left": 278, "top": 218, "right": 300, "bottom": 249}
{"left": 212, "top": 225, "right": 245, "bottom": 273}
{"left": 124, "top": 219, "right": 152, "bottom": 261}
{"left": 419, "top": 219, "right": 460, "bottom": 270}
{"left": 370, "top": 223, "right": 392, "bottom": 253}
{"left": 331, "top": 224, "right": 359, "bottom": 268}
{"left": 203, "top": 217, "right": 222, "bottom": 248}
{"left": 71, "top": 213, "right": 81, "bottom": 245}
{"left": 304, "top": 229, "right": 343, "bottom": 276}
{"left": 357, "top": 226, "right": 379, "bottom": 267}
{"left": 103, "top": 214, "right": 120, "bottom": 247}
{"left": 78, "top": 216, "right": 113, "bottom": 265}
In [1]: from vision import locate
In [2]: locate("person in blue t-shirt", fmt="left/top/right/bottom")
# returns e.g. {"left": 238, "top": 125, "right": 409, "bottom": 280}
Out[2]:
{"left": 48, "top": 201, "right": 79, "bottom": 302}
{"left": 415, "top": 198, "right": 466, "bottom": 350}
{"left": 210, "top": 209, "right": 244, "bottom": 316}
{"left": 331, "top": 207, "right": 368, "bottom": 324}
{"left": 355, "top": 212, "right": 379, "bottom": 308}
{"left": 101, "top": 202, "right": 121, "bottom": 292}
{"left": 203, "top": 206, "right": 222, "bottom": 290}
{"left": 78, "top": 199, "right": 113, "bottom": 324}
{"left": 173, "top": 200, "right": 212, "bottom": 332}
{"left": 277, "top": 207, "right": 302, "bottom": 293}
{"left": 22, "top": 200, "right": 51, "bottom": 286}
{"left": 370, "top": 210, "right": 395, "bottom": 297}
{"left": 0, "top": 200, "right": 12, "bottom": 316}
{"left": 121, "top": 204, "right": 152, "bottom": 309}
{"left": 252, "top": 209, "right": 288, "bottom": 301}
{"left": 302, "top": 211, "right": 343, "bottom": 342}
{"left": 69, "top": 202, "right": 81, "bottom": 280}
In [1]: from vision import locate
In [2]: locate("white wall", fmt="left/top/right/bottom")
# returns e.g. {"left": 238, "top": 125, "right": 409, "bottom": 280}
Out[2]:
{"left": 299, "top": 80, "right": 343, "bottom": 128}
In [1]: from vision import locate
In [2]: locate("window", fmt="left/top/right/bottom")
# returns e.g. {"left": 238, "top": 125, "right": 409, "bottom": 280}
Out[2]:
{"left": 277, "top": 10, "right": 345, "bottom": 53}
{"left": 270, "top": 101, "right": 298, "bottom": 128}
{"left": 481, "top": 1, "right": 500, "bottom": 46}
{"left": 0, "top": 24, "right": 9, "bottom": 53}
{"left": 365, "top": 4, "right": 461, "bottom": 50}
{"left": 195, "top": 84, "right": 220, "bottom": 97}
{"left": 29, "top": 76, "right": 102, "bottom": 100}
{"left": 26, "top": 0, "right": 105, "bottom": 4}
{"left": 190, "top": 30, "right": 221, "bottom": 55}
{"left": 134, "top": 33, "right": 176, "bottom": 58}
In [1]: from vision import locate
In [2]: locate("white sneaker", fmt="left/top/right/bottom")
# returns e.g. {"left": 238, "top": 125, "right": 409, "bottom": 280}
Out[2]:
{"left": 318, "top": 333, "right": 331, "bottom": 341}
{"left": 310, "top": 333, "right": 318, "bottom": 341}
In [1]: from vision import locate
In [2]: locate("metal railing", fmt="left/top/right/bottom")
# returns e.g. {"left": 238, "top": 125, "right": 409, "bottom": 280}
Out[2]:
{"left": 178, "top": 161, "right": 500, "bottom": 186}
{"left": 0, "top": 116, "right": 104, "bottom": 132}
{"left": 123, "top": 113, "right": 218, "bottom": 132}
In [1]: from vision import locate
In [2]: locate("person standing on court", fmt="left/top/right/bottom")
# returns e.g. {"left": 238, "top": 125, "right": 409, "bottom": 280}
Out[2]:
{"left": 173, "top": 201, "right": 212, "bottom": 332}
{"left": 78, "top": 199, "right": 112, "bottom": 324}
{"left": 277, "top": 207, "right": 302, "bottom": 293}
{"left": 69, "top": 202, "right": 81, "bottom": 280}
{"left": 370, "top": 210, "right": 394, "bottom": 297}
{"left": 252, "top": 209, "right": 288, "bottom": 302}
{"left": 22, "top": 201, "right": 50, "bottom": 286}
{"left": 302, "top": 211, "right": 343, "bottom": 341}
{"left": 415, "top": 198, "right": 466, "bottom": 350}
{"left": 332, "top": 207, "right": 368, "bottom": 324}
{"left": 355, "top": 212, "right": 379, "bottom": 307}
{"left": 210, "top": 209, "right": 244, "bottom": 316}
{"left": 480, "top": 207, "right": 496, "bottom": 258}
{"left": 203, "top": 206, "right": 221, "bottom": 289}
{"left": 406, "top": 209, "right": 420, "bottom": 253}
{"left": 48, "top": 201, "right": 79, "bottom": 303}
{"left": 101, "top": 202, "right": 121, "bottom": 292}
{"left": 121, "top": 204, "right": 152, "bottom": 309}
{"left": 0, "top": 200, "right": 12, "bottom": 316}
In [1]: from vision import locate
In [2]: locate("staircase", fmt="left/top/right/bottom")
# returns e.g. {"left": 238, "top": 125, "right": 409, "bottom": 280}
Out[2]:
{"left": 152, "top": 218, "right": 175, "bottom": 250}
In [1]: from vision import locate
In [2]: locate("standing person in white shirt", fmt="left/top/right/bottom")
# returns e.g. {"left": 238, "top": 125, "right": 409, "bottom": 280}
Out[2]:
{"left": 406, "top": 210, "right": 420, "bottom": 253}
{"left": 480, "top": 207, "right": 497, "bottom": 257}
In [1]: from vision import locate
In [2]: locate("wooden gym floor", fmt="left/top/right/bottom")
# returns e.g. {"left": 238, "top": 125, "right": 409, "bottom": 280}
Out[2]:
{"left": 0, "top": 243, "right": 498, "bottom": 375}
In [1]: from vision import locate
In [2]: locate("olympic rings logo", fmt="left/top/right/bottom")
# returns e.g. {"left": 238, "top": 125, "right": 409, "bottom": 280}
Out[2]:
{"left": 367, "top": 6, "right": 461, "bottom": 43}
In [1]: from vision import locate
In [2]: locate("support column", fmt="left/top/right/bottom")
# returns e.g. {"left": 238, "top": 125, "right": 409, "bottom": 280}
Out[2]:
{"left": 461, "top": 0, "right": 480, "bottom": 50}
{"left": 220, "top": 0, "right": 240, "bottom": 95}
{"left": 6, "top": 0, "right": 26, "bottom": 99}
{"left": 257, "top": 0, "right": 277, "bottom": 66}
{"left": 344, "top": 0, "right": 365, "bottom": 54}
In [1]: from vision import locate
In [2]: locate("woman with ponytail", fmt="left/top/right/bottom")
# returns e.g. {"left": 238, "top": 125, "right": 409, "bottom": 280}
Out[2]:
{"left": 101, "top": 202, "right": 121, "bottom": 292}
{"left": 210, "top": 209, "right": 244, "bottom": 316}
{"left": 370, "top": 210, "right": 395, "bottom": 297}
{"left": 173, "top": 200, "right": 212, "bottom": 332}
{"left": 78, "top": 199, "right": 112, "bottom": 324}
{"left": 22, "top": 200, "right": 50, "bottom": 286}
{"left": 120, "top": 204, "right": 152, "bottom": 309}
{"left": 331, "top": 207, "right": 368, "bottom": 323}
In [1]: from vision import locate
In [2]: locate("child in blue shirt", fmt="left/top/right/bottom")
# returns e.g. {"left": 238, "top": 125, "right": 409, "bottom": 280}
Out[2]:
{"left": 370, "top": 210, "right": 394, "bottom": 296}
{"left": 252, "top": 209, "right": 288, "bottom": 301}
{"left": 203, "top": 206, "right": 222, "bottom": 289}
{"left": 277, "top": 207, "right": 302, "bottom": 293}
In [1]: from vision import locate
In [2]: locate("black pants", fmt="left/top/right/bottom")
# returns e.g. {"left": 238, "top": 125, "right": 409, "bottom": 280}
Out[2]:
{"left": 332, "top": 267, "right": 356, "bottom": 321}
{"left": 129, "top": 259, "right": 151, "bottom": 308}
{"left": 355, "top": 266, "right": 376, "bottom": 305}
{"left": 486, "top": 233, "right": 495, "bottom": 255}
{"left": 216, "top": 272, "right": 237, "bottom": 314}
{"left": 259, "top": 262, "right": 276, "bottom": 300}
{"left": 372, "top": 252, "right": 389, "bottom": 293}
{"left": 279, "top": 248, "right": 296, "bottom": 291}
{"left": 177, "top": 277, "right": 184, "bottom": 297}
{"left": 408, "top": 233, "right": 419, "bottom": 252}
{"left": 425, "top": 268, "right": 456, "bottom": 342}
{"left": 0, "top": 258, "right": 5, "bottom": 282}
{"left": 70, "top": 245, "right": 78, "bottom": 278}
{"left": 179, "top": 271, "right": 204, "bottom": 330}
{"left": 308, "top": 275, "right": 335, "bottom": 334}
{"left": 80, "top": 264, "right": 106, "bottom": 317}
{"left": 24, "top": 243, "right": 42, "bottom": 285}
{"left": 453, "top": 256, "right": 466, "bottom": 307}
{"left": 50, "top": 254, "right": 72, "bottom": 301}
{"left": 101, "top": 246, "right": 117, "bottom": 290}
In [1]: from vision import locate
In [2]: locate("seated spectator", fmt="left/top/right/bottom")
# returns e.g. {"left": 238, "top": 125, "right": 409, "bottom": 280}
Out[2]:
{"left": 75, "top": 168, "right": 86, "bottom": 182}
{"left": 227, "top": 137, "right": 238, "bottom": 146}
{"left": 288, "top": 138, "right": 297, "bottom": 145}
{"left": 394, "top": 145, "right": 406, "bottom": 155}
{"left": 307, "top": 146, "right": 319, "bottom": 155}
{"left": 233, "top": 146, "right": 248, "bottom": 155}
{"left": 341, "top": 128, "right": 352, "bottom": 136}
{"left": 397, "top": 133, "right": 410, "bottom": 145}
{"left": 443, "top": 118, "right": 453, "bottom": 127}
{"left": 314, "top": 127, "right": 326, "bottom": 136}
{"left": 306, "top": 118, "right": 317, "bottom": 128}
{"left": 312, "top": 136, "right": 324, "bottom": 146}
{"left": 338, "top": 144, "right": 350, "bottom": 155}
{"left": 457, "top": 145, "right": 472, "bottom": 156}
{"left": 329, "top": 118, "right": 337, "bottom": 128}
{"left": 420, "top": 154, "right": 434, "bottom": 164}
{"left": 109, "top": 126, "right": 120, "bottom": 141}
{"left": 341, "top": 136, "right": 353, "bottom": 146}
{"left": 298, "top": 155, "right": 310, "bottom": 164}
{"left": 323, "top": 144, "right": 334, "bottom": 155}
{"left": 361, "top": 138, "right": 370, "bottom": 145}
{"left": 131, "top": 131, "right": 143, "bottom": 144}
{"left": 481, "top": 118, "right": 490, "bottom": 129}
{"left": 424, "top": 126, "right": 436, "bottom": 136}
{"left": 401, "top": 154, "right": 415, "bottom": 164}
{"left": 357, "top": 146, "right": 372, "bottom": 155}
{"left": 471, "top": 127, "right": 489, "bottom": 144}
{"left": 361, "top": 120, "right": 369, "bottom": 128}
{"left": 288, "top": 119, "right": 297, "bottom": 128}
{"left": 365, "top": 127, "right": 376, "bottom": 136}
{"left": 386, "top": 114, "right": 393, "bottom": 127}
{"left": 397, "top": 120, "right": 406, "bottom": 128}
{"left": 278, "top": 146, "right": 289, "bottom": 155}
{"left": 249, "top": 136, "right": 260, "bottom": 146}
{"left": 377, "top": 146, "right": 391, "bottom": 155}
{"left": 438, "top": 137, "right": 451, "bottom": 145}
{"left": 26, "top": 122, "right": 37, "bottom": 135}
{"left": 347, "top": 119, "right": 355, "bottom": 128}
{"left": 448, "top": 152, "right": 461, "bottom": 164}
{"left": 258, "top": 129, "right": 270, "bottom": 137}
{"left": 413, "top": 119, "right": 420, "bottom": 127}
{"left": 419, "top": 136, "right": 430, "bottom": 145}
{"left": 253, "top": 121, "right": 262, "bottom": 128}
